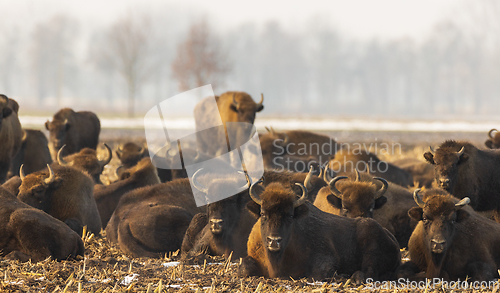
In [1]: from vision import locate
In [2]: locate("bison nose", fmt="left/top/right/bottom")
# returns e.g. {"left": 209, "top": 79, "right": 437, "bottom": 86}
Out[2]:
{"left": 431, "top": 239, "right": 446, "bottom": 254}
{"left": 266, "top": 236, "right": 282, "bottom": 252}
{"left": 439, "top": 179, "right": 450, "bottom": 188}
{"left": 210, "top": 219, "right": 223, "bottom": 235}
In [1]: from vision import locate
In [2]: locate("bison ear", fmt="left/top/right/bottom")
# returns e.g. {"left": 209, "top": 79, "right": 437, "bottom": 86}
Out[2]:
{"left": 2, "top": 107, "right": 12, "bottom": 119}
{"left": 45, "top": 121, "right": 50, "bottom": 130}
{"left": 485, "top": 140, "right": 493, "bottom": 149}
{"left": 229, "top": 104, "right": 238, "bottom": 113}
{"left": 294, "top": 204, "right": 309, "bottom": 218}
{"left": 456, "top": 209, "right": 470, "bottom": 222}
{"left": 423, "top": 152, "right": 435, "bottom": 164}
{"left": 256, "top": 105, "right": 264, "bottom": 112}
{"left": 408, "top": 207, "right": 423, "bottom": 221}
{"left": 65, "top": 123, "right": 71, "bottom": 131}
{"left": 115, "top": 150, "right": 121, "bottom": 160}
{"left": 246, "top": 201, "right": 261, "bottom": 218}
{"left": 326, "top": 194, "right": 342, "bottom": 209}
{"left": 374, "top": 196, "right": 388, "bottom": 209}
{"left": 458, "top": 153, "right": 469, "bottom": 164}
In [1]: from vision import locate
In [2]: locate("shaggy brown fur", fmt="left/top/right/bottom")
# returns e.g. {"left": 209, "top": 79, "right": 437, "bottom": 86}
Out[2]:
{"left": 56, "top": 144, "right": 111, "bottom": 184}
{"left": 261, "top": 170, "right": 327, "bottom": 202}
{"left": 239, "top": 182, "right": 401, "bottom": 280}
{"left": 45, "top": 108, "right": 100, "bottom": 159}
{"left": 115, "top": 142, "right": 148, "bottom": 168}
{"left": 0, "top": 95, "right": 22, "bottom": 183}
{"left": 17, "top": 164, "right": 101, "bottom": 235}
{"left": 391, "top": 158, "right": 434, "bottom": 188}
{"left": 398, "top": 189, "right": 500, "bottom": 281}
{"left": 0, "top": 186, "right": 84, "bottom": 262}
{"left": 10, "top": 129, "right": 52, "bottom": 178}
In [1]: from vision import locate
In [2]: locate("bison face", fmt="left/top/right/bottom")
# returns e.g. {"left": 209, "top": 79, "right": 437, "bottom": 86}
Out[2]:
{"left": 409, "top": 189, "right": 470, "bottom": 256}
{"left": 228, "top": 92, "right": 264, "bottom": 124}
{"left": 0, "top": 94, "right": 13, "bottom": 129}
{"left": 18, "top": 165, "right": 63, "bottom": 213}
{"left": 116, "top": 143, "right": 147, "bottom": 168}
{"left": 247, "top": 182, "right": 308, "bottom": 257}
{"left": 207, "top": 195, "right": 241, "bottom": 236}
{"left": 46, "top": 120, "right": 70, "bottom": 149}
{"left": 424, "top": 146, "right": 468, "bottom": 192}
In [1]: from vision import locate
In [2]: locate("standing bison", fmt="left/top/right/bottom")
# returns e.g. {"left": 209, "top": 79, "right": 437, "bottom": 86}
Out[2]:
{"left": 56, "top": 144, "right": 112, "bottom": 184}
{"left": 45, "top": 108, "right": 100, "bottom": 159}
{"left": 10, "top": 129, "right": 52, "bottom": 178}
{"left": 0, "top": 95, "right": 23, "bottom": 183}
{"left": 485, "top": 129, "right": 500, "bottom": 149}
{"left": 423, "top": 140, "right": 500, "bottom": 221}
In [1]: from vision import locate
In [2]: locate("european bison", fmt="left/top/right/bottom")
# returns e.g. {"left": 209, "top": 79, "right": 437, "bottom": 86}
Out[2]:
{"left": 485, "top": 129, "right": 500, "bottom": 149}
{"left": 45, "top": 108, "right": 100, "bottom": 159}
{"left": 0, "top": 186, "right": 84, "bottom": 262}
{"left": 56, "top": 144, "right": 112, "bottom": 184}
{"left": 423, "top": 140, "right": 500, "bottom": 221}
{"left": 314, "top": 169, "right": 417, "bottom": 247}
{"left": 17, "top": 164, "right": 101, "bottom": 235}
{"left": 391, "top": 157, "right": 434, "bottom": 188}
{"left": 10, "top": 129, "right": 52, "bottom": 178}
{"left": 398, "top": 188, "right": 500, "bottom": 281}
{"left": 95, "top": 157, "right": 160, "bottom": 228}
{"left": 115, "top": 142, "right": 147, "bottom": 168}
{"left": 239, "top": 180, "right": 401, "bottom": 281}
{"left": 0, "top": 95, "right": 22, "bottom": 183}
{"left": 194, "top": 91, "right": 263, "bottom": 157}
{"left": 329, "top": 148, "right": 414, "bottom": 187}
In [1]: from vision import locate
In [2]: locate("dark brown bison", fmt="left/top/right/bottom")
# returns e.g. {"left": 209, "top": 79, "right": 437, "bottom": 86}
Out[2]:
{"left": 391, "top": 157, "right": 434, "bottom": 188}
{"left": 314, "top": 169, "right": 417, "bottom": 247}
{"left": 56, "top": 144, "right": 112, "bottom": 184}
{"left": 259, "top": 128, "right": 337, "bottom": 171}
{"left": 423, "top": 140, "right": 500, "bottom": 221}
{"left": 194, "top": 91, "right": 263, "bottom": 157}
{"left": 239, "top": 180, "right": 401, "bottom": 281}
{"left": 0, "top": 95, "right": 22, "bottom": 183}
{"left": 115, "top": 142, "right": 147, "bottom": 168}
{"left": 2, "top": 175, "right": 22, "bottom": 195}
{"left": 485, "top": 129, "right": 500, "bottom": 149}
{"left": 45, "top": 108, "right": 100, "bottom": 159}
{"left": 94, "top": 157, "right": 160, "bottom": 228}
{"left": 398, "top": 188, "right": 500, "bottom": 281}
{"left": 9, "top": 129, "right": 52, "bottom": 179}
{"left": 17, "top": 164, "right": 101, "bottom": 235}
{"left": 106, "top": 178, "right": 204, "bottom": 258}
{"left": 0, "top": 186, "right": 84, "bottom": 262}
{"left": 329, "top": 148, "right": 414, "bottom": 187}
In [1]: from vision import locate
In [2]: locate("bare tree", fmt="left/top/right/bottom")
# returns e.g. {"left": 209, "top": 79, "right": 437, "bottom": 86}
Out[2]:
{"left": 172, "top": 19, "right": 230, "bottom": 92}
{"left": 89, "top": 12, "right": 156, "bottom": 117}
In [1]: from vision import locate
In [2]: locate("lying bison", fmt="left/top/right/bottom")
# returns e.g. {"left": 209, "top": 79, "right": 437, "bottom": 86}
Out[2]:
{"left": 239, "top": 180, "right": 401, "bottom": 281}
{"left": 45, "top": 108, "right": 100, "bottom": 159}
{"left": 0, "top": 95, "right": 22, "bottom": 183}
{"left": 56, "top": 144, "right": 112, "bottom": 184}
{"left": 115, "top": 142, "right": 147, "bottom": 168}
{"left": 485, "top": 129, "right": 500, "bottom": 149}
{"left": 0, "top": 186, "right": 84, "bottom": 262}
{"left": 423, "top": 140, "right": 500, "bottom": 221}
{"left": 10, "top": 129, "right": 52, "bottom": 178}
{"left": 17, "top": 164, "right": 101, "bottom": 235}
{"left": 398, "top": 188, "right": 500, "bottom": 281}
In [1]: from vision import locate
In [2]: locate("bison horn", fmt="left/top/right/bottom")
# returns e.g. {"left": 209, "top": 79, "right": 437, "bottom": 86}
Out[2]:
{"left": 118, "top": 144, "right": 124, "bottom": 152}
{"left": 328, "top": 176, "right": 348, "bottom": 199}
{"left": 257, "top": 93, "right": 264, "bottom": 106}
{"left": 99, "top": 143, "right": 112, "bottom": 167}
{"left": 456, "top": 146, "right": 465, "bottom": 158}
{"left": 192, "top": 168, "right": 208, "bottom": 194}
{"left": 455, "top": 197, "right": 470, "bottom": 208}
{"left": 270, "top": 126, "right": 276, "bottom": 136}
{"left": 413, "top": 188, "right": 425, "bottom": 208}
{"left": 115, "top": 166, "right": 124, "bottom": 178}
{"left": 323, "top": 164, "right": 333, "bottom": 183}
{"left": 249, "top": 179, "right": 264, "bottom": 205}
{"left": 19, "top": 164, "right": 26, "bottom": 181}
{"left": 21, "top": 130, "right": 27, "bottom": 142}
{"left": 318, "top": 164, "right": 324, "bottom": 179}
{"left": 138, "top": 146, "right": 146, "bottom": 156}
{"left": 293, "top": 183, "right": 308, "bottom": 208}
{"left": 57, "top": 145, "right": 70, "bottom": 166}
{"left": 237, "top": 170, "right": 252, "bottom": 189}
{"left": 373, "top": 177, "right": 389, "bottom": 199}
{"left": 232, "top": 93, "right": 239, "bottom": 110}
{"left": 489, "top": 129, "right": 498, "bottom": 139}
{"left": 429, "top": 146, "right": 435, "bottom": 154}
{"left": 304, "top": 165, "right": 313, "bottom": 190}
{"left": 282, "top": 133, "right": 289, "bottom": 145}
{"left": 265, "top": 126, "right": 271, "bottom": 133}
{"left": 44, "top": 164, "right": 55, "bottom": 185}
{"left": 355, "top": 168, "right": 361, "bottom": 182}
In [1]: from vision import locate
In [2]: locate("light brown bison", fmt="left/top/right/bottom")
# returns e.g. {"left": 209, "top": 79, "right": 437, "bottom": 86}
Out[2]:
{"left": 9, "top": 129, "right": 52, "bottom": 178}
{"left": 115, "top": 142, "right": 147, "bottom": 168}
{"left": 56, "top": 144, "right": 112, "bottom": 184}
{"left": 239, "top": 180, "right": 401, "bottom": 281}
{"left": 398, "top": 188, "right": 500, "bottom": 281}
{"left": 45, "top": 108, "right": 100, "bottom": 159}
{"left": 94, "top": 157, "right": 160, "bottom": 228}
{"left": 0, "top": 186, "right": 84, "bottom": 262}
{"left": 17, "top": 164, "right": 101, "bottom": 235}
{"left": 485, "top": 129, "right": 500, "bottom": 149}
{"left": 0, "top": 95, "right": 22, "bottom": 183}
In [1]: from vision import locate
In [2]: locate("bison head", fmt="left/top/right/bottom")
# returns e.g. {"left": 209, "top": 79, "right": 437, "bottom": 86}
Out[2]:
{"left": 485, "top": 129, "right": 500, "bottom": 149}
{"left": 247, "top": 181, "right": 308, "bottom": 259}
{"left": 192, "top": 169, "right": 250, "bottom": 236}
{"left": 57, "top": 144, "right": 112, "bottom": 183}
{"left": 327, "top": 170, "right": 388, "bottom": 218}
{"left": 423, "top": 143, "right": 468, "bottom": 192}
{"left": 228, "top": 92, "right": 264, "bottom": 124}
{"left": 408, "top": 189, "right": 469, "bottom": 256}
{"left": 0, "top": 94, "right": 13, "bottom": 122}
{"left": 115, "top": 142, "right": 147, "bottom": 168}
{"left": 17, "top": 164, "right": 63, "bottom": 213}
{"left": 45, "top": 118, "right": 69, "bottom": 149}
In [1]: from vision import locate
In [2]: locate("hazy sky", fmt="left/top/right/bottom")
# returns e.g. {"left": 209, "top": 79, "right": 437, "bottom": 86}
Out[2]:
{"left": 1, "top": 0, "right": 459, "bottom": 40}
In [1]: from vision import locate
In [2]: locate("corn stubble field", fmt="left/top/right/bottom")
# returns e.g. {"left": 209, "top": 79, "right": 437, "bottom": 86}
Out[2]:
{"left": 0, "top": 130, "right": 492, "bottom": 292}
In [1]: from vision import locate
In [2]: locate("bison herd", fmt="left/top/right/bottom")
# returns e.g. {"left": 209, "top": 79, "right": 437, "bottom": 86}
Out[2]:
{"left": 2, "top": 92, "right": 500, "bottom": 284}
